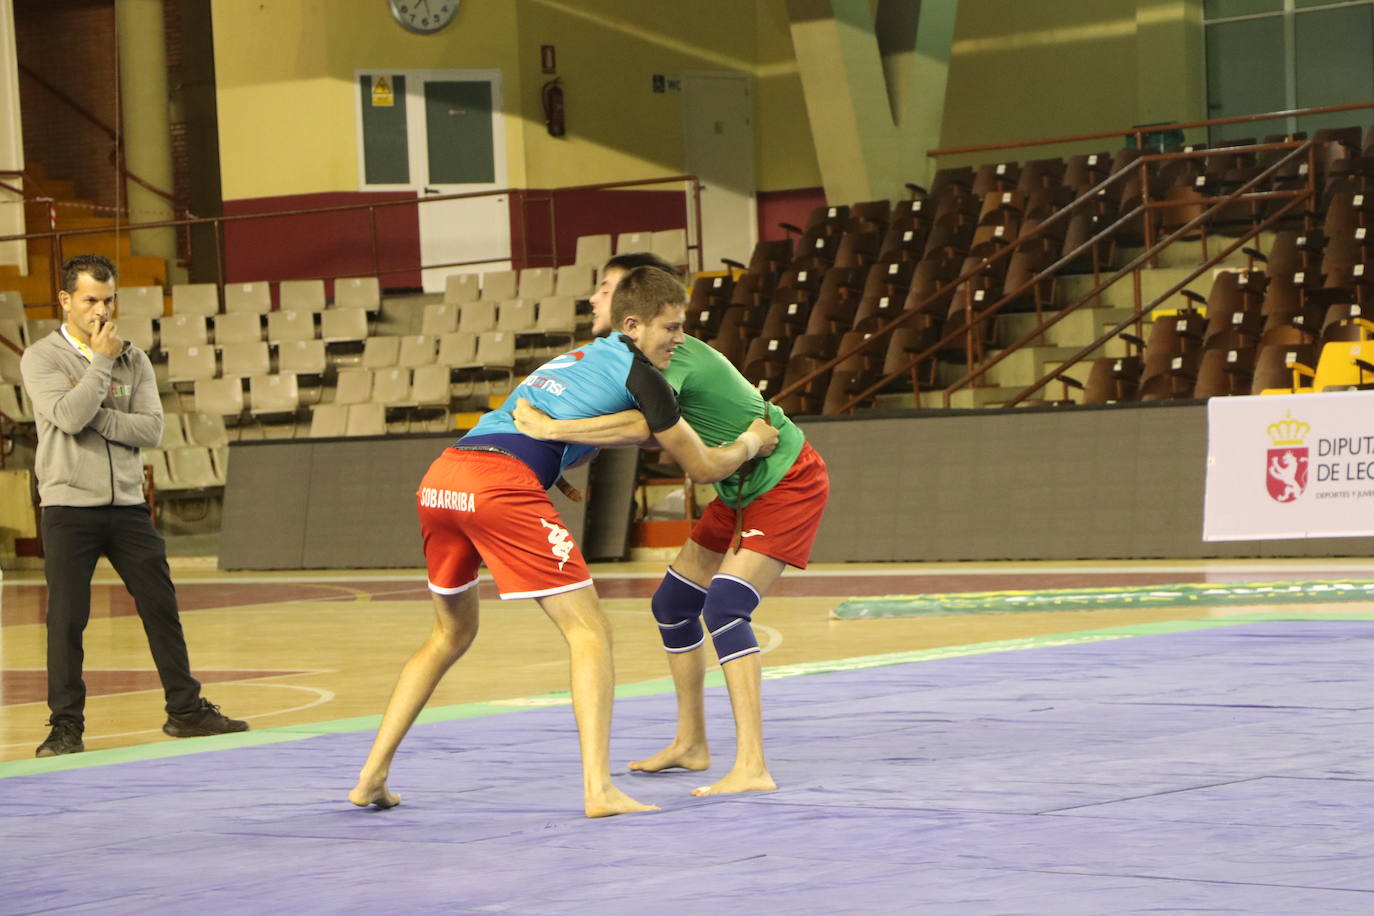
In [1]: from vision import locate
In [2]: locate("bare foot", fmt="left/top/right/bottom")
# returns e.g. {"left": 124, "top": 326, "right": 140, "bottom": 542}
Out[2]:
{"left": 628, "top": 740, "right": 710, "bottom": 773}
{"left": 691, "top": 768, "right": 776, "bottom": 797}
{"left": 584, "top": 784, "right": 660, "bottom": 819}
{"left": 349, "top": 779, "right": 401, "bottom": 809}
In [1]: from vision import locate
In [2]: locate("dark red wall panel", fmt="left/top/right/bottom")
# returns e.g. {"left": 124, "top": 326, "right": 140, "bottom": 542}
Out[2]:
{"left": 222, "top": 191, "right": 422, "bottom": 295}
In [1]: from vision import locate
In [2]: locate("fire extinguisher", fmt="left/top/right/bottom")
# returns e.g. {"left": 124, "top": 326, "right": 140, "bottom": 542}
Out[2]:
{"left": 543, "top": 77, "right": 565, "bottom": 137}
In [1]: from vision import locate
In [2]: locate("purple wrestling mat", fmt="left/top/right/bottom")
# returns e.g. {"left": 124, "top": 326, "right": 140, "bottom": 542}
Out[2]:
{"left": 5, "top": 619, "right": 1374, "bottom": 914}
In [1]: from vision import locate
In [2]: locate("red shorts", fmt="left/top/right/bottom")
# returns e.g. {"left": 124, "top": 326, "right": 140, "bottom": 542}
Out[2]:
{"left": 690, "top": 442, "right": 829, "bottom": 569}
{"left": 417, "top": 449, "right": 592, "bottom": 600}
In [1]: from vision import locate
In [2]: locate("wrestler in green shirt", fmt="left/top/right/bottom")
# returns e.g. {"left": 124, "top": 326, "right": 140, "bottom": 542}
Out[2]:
{"left": 663, "top": 334, "right": 805, "bottom": 508}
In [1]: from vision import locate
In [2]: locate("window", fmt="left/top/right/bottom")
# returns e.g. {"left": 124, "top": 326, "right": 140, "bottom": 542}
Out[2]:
{"left": 1204, "top": 0, "right": 1374, "bottom": 143}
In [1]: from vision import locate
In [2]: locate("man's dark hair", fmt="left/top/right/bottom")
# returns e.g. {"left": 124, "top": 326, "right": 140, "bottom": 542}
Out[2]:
{"left": 61, "top": 254, "right": 117, "bottom": 294}
{"left": 610, "top": 266, "right": 686, "bottom": 329}
{"left": 604, "top": 251, "right": 675, "bottom": 275}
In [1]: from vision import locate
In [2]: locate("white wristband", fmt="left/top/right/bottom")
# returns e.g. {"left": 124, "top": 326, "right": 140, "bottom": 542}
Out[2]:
{"left": 735, "top": 429, "right": 762, "bottom": 461}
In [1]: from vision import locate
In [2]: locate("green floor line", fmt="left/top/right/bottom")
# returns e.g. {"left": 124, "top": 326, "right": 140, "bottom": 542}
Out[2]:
{"left": 6, "top": 610, "right": 1373, "bottom": 779}
{"left": 831, "top": 579, "right": 1374, "bottom": 619}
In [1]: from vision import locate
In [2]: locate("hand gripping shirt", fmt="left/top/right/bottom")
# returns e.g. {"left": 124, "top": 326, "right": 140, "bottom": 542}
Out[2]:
{"left": 663, "top": 334, "right": 804, "bottom": 508}
{"left": 457, "top": 333, "right": 681, "bottom": 488}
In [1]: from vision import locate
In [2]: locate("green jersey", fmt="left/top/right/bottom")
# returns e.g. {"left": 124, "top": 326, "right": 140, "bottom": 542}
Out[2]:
{"left": 663, "top": 334, "right": 805, "bottom": 508}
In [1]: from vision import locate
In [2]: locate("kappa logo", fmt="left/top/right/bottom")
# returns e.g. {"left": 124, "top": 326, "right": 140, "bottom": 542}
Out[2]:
{"left": 540, "top": 518, "right": 574, "bottom": 570}
{"left": 1265, "top": 410, "right": 1310, "bottom": 504}
{"left": 739, "top": 528, "right": 765, "bottom": 539}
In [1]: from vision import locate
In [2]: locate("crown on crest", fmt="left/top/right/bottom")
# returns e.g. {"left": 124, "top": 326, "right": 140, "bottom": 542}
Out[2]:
{"left": 1267, "top": 410, "right": 1309, "bottom": 446}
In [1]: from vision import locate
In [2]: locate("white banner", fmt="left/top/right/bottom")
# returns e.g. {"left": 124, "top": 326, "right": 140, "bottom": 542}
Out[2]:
{"left": 1204, "top": 390, "right": 1374, "bottom": 541}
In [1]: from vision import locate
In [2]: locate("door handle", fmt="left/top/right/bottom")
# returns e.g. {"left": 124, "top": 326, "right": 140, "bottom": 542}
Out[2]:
{"left": 424, "top": 187, "right": 440, "bottom": 195}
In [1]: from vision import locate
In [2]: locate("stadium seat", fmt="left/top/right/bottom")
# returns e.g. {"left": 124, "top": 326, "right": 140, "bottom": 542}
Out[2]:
{"left": 436, "top": 332, "right": 479, "bottom": 368}
{"left": 121, "top": 316, "right": 156, "bottom": 352}
{"left": 333, "top": 276, "right": 381, "bottom": 312}
{"left": 248, "top": 374, "right": 301, "bottom": 425}
{"left": 119, "top": 285, "right": 165, "bottom": 318}
{"left": 1251, "top": 343, "right": 1317, "bottom": 394}
{"left": 1313, "top": 340, "right": 1374, "bottom": 390}
{"left": 166, "top": 345, "right": 217, "bottom": 384}
{"left": 397, "top": 335, "right": 438, "bottom": 368}
{"left": 278, "top": 279, "right": 325, "bottom": 312}
{"left": 574, "top": 233, "right": 612, "bottom": 267}
{"left": 651, "top": 229, "right": 689, "bottom": 271}
{"left": 517, "top": 267, "right": 555, "bottom": 300}
{"left": 158, "top": 412, "right": 188, "bottom": 449}
{"left": 458, "top": 300, "right": 498, "bottom": 334}
{"left": 193, "top": 377, "right": 246, "bottom": 420}
{"left": 334, "top": 368, "right": 374, "bottom": 406}
{"left": 0, "top": 383, "right": 31, "bottom": 422}
{"left": 479, "top": 269, "right": 517, "bottom": 301}
{"left": 320, "top": 307, "right": 368, "bottom": 345}
{"left": 171, "top": 283, "right": 219, "bottom": 316}
{"left": 421, "top": 303, "right": 460, "bottom": 337}
{"left": 220, "top": 342, "right": 271, "bottom": 379}
{"left": 497, "top": 299, "right": 538, "bottom": 335}
{"left": 309, "top": 403, "right": 348, "bottom": 438}
{"left": 554, "top": 263, "right": 596, "bottom": 298}
{"left": 443, "top": 273, "right": 481, "bottom": 304}
{"left": 266, "top": 309, "right": 316, "bottom": 343}
{"left": 276, "top": 338, "right": 327, "bottom": 376}
{"left": 184, "top": 411, "right": 230, "bottom": 447}
{"left": 212, "top": 312, "right": 264, "bottom": 346}
{"left": 372, "top": 367, "right": 415, "bottom": 407}
{"left": 361, "top": 335, "right": 401, "bottom": 369}
{"left": 224, "top": 282, "right": 271, "bottom": 314}
{"left": 345, "top": 402, "right": 386, "bottom": 436}
{"left": 159, "top": 314, "right": 209, "bottom": 352}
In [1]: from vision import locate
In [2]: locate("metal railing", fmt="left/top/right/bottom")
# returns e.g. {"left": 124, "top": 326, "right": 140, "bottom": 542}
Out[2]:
{"left": 773, "top": 99, "right": 1374, "bottom": 413}
{"left": 0, "top": 174, "right": 704, "bottom": 311}
{"left": 952, "top": 139, "right": 1314, "bottom": 408}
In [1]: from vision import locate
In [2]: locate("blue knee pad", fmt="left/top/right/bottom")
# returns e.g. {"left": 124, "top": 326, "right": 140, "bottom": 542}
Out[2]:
{"left": 651, "top": 567, "right": 707, "bottom": 652}
{"left": 703, "top": 574, "right": 761, "bottom": 664}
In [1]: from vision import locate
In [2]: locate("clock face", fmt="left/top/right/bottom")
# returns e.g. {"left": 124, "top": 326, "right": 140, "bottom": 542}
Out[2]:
{"left": 388, "top": 0, "right": 459, "bottom": 34}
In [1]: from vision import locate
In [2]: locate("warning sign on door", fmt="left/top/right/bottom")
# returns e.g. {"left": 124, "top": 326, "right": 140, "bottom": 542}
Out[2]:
{"left": 372, "top": 76, "right": 395, "bottom": 107}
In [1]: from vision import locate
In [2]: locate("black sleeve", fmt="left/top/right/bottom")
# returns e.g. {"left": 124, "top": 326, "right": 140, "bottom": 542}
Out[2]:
{"left": 624, "top": 357, "right": 682, "bottom": 434}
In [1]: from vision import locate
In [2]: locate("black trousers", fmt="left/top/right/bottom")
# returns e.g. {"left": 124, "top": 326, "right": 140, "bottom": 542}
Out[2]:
{"left": 41, "top": 504, "right": 201, "bottom": 725}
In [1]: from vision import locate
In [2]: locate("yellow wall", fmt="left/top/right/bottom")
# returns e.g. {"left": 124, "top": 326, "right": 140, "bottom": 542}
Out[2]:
{"left": 212, "top": 0, "right": 821, "bottom": 200}
{"left": 213, "top": 0, "right": 524, "bottom": 199}
{"left": 937, "top": 0, "right": 1204, "bottom": 168}
{"left": 756, "top": 0, "right": 822, "bottom": 191}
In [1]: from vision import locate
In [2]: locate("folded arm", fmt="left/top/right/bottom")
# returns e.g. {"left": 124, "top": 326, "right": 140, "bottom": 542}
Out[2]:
{"left": 20, "top": 349, "right": 110, "bottom": 436}
{"left": 89, "top": 352, "right": 162, "bottom": 448}
{"left": 514, "top": 398, "right": 652, "bottom": 446}
{"left": 514, "top": 397, "right": 777, "bottom": 484}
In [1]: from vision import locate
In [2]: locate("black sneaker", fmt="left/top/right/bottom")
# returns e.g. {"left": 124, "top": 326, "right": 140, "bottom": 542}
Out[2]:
{"left": 35, "top": 720, "right": 84, "bottom": 757}
{"left": 162, "top": 699, "right": 249, "bottom": 738}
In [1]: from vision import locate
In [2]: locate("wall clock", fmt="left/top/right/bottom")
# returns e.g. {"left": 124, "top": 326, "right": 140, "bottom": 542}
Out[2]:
{"left": 388, "top": 0, "right": 459, "bottom": 34}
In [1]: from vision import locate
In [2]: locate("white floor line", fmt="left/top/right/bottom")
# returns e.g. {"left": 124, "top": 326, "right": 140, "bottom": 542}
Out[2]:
{"left": 1, "top": 683, "right": 335, "bottom": 751}
{"left": 10, "top": 560, "right": 1374, "bottom": 591}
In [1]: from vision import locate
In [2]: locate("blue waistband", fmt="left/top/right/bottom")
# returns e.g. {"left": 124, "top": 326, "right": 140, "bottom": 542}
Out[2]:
{"left": 453, "top": 433, "right": 563, "bottom": 490}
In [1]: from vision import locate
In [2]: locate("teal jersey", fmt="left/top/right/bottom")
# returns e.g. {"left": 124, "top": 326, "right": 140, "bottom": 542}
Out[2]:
{"left": 662, "top": 335, "right": 804, "bottom": 508}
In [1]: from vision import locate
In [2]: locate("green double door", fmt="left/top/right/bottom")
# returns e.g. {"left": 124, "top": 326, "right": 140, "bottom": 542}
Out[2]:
{"left": 359, "top": 70, "right": 508, "bottom": 291}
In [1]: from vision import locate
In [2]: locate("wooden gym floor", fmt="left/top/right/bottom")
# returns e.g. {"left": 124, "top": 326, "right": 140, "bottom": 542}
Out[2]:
{"left": 4, "top": 556, "right": 1374, "bottom": 763}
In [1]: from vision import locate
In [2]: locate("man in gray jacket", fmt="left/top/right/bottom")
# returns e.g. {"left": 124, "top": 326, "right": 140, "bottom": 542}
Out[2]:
{"left": 20, "top": 254, "right": 247, "bottom": 757}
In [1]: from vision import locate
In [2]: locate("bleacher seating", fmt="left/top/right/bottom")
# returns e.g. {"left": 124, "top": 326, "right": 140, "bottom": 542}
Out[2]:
{"left": 9, "top": 126, "right": 1374, "bottom": 485}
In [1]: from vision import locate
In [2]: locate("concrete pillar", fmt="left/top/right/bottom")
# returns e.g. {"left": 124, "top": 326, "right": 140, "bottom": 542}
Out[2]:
{"left": 786, "top": 0, "right": 957, "bottom": 203}
{"left": 0, "top": 0, "right": 26, "bottom": 273}
{"left": 903, "top": 0, "right": 958, "bottom": 189}
{"left": 787, "top": 0, "right": 886, "bottom": 203}
{"left": 114, "top": 0, "right": 177, "bottom": 265}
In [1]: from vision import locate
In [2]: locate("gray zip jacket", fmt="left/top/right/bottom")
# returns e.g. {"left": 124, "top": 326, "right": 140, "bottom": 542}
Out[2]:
{"left": 20, "top": 329, "right": 162, "bottom": 507}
